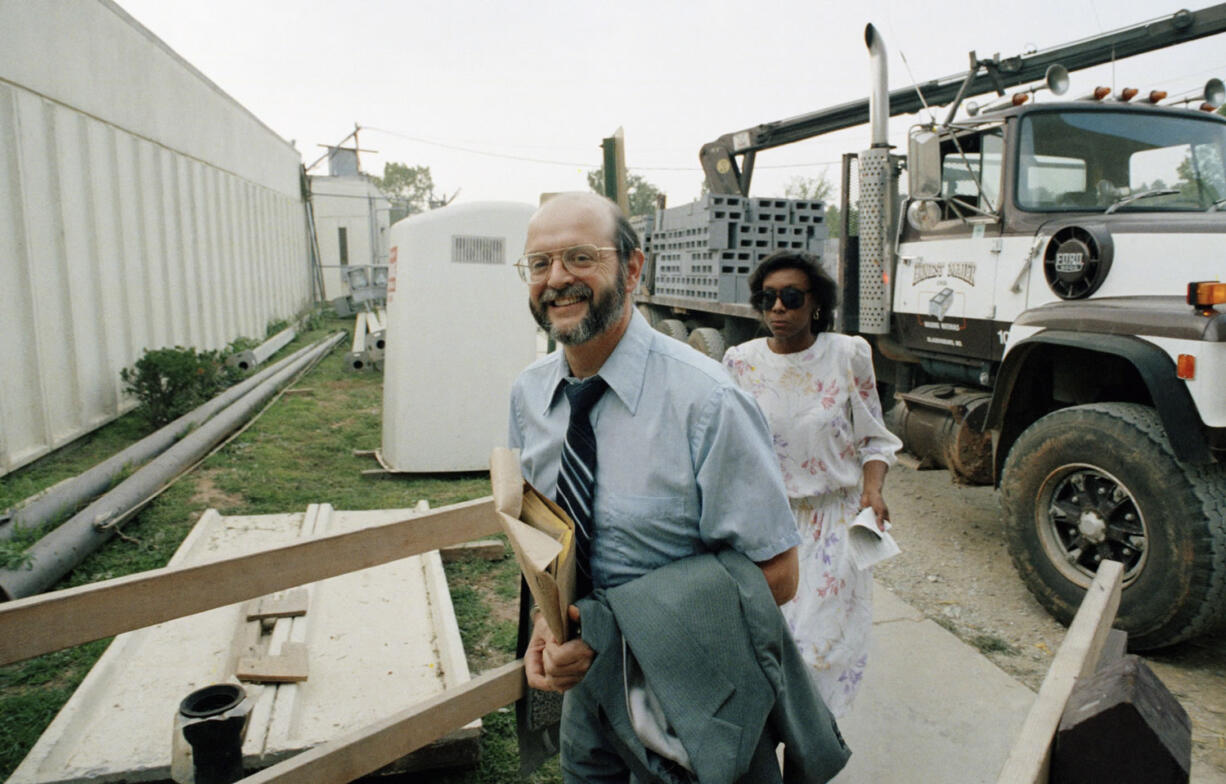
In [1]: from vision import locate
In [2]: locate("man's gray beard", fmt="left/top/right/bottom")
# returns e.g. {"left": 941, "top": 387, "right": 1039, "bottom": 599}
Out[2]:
{"left": 531, "top": 264, "right": 627, "bottom": 345}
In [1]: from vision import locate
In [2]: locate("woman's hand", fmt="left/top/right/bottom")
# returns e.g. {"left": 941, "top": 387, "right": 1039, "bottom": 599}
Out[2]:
{"left": 860, "top": 487, "right": 890, "bottom": 530}
{"left": 524, "top": 605, "right": 593, "bottom": 693}
{"left": 861, "top": 460, "right": 890, "bottom": 531}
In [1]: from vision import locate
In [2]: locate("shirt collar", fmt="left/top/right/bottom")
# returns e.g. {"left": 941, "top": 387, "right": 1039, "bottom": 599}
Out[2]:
{"left": 543, "top": 309, "right": 651, "bottom": 417}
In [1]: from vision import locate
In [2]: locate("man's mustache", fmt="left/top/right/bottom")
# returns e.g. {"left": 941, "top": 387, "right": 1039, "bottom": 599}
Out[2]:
{"left": 539, "top": 283, "right": 593, "bottom": 304}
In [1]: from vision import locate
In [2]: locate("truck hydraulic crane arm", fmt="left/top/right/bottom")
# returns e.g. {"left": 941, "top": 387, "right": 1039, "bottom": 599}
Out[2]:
{"left": 700, "top": 3, "right": 1226, "bottom": 196}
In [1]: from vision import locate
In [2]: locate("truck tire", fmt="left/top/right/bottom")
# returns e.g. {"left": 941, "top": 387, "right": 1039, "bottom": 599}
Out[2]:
{"left": 1000, "top": 402, "right": 1226, "bottom": 650}
{"left": 687, "top": 327, "right": 726, "bottom": 360}
{"left": 637, "top": 304, "right": 662, "bottom": 330}
{"left": 658, "top": 319, "right": 688, "bottom": 343}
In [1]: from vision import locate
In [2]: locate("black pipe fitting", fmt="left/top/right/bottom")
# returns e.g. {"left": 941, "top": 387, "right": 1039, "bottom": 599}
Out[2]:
{"left": 178, "top": 683, "right": 252, "bottom": 784}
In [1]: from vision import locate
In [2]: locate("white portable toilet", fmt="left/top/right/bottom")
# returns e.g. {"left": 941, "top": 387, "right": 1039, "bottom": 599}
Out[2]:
{"left": 380, "top": 201, "right": 538, "bottom": 472}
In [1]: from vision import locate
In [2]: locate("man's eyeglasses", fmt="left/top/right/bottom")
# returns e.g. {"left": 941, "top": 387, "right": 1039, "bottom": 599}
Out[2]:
{"left": 750, "top": 286, "right": 810, "bottom": 311}
{"left": 515, "top": 244, "right": 617, "bottom": 283}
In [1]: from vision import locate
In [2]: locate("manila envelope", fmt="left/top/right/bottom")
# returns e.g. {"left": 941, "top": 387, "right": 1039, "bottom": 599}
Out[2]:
{"left": 490, "top": 447, "right": 577, "bottom": 641}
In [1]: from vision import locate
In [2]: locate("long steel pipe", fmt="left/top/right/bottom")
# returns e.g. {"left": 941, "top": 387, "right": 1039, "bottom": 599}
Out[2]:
{"left": 0, "top": 342, "right": 318, "bottom": 541}
{"left": 865, "top": 24, "right": 889, "bottom": 148}
{"left": 229, "top": 326, "right": 298, "bottom": 372}
{"left": 0, "top": 332, "right": 346, "bottom": 600}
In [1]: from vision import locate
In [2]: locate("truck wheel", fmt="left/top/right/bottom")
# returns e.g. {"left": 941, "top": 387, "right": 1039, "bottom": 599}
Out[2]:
{"left": 658, "top": 319, "right": 688, "bottom": 343}
{"left": 637, "top": 304, "right": 662, "bottom": 330}
{"left": 687, "top": 327, "right": 726, "bottom": 360}
{"left": 1001, "top": 402, "right": 1226, "bottom": 650}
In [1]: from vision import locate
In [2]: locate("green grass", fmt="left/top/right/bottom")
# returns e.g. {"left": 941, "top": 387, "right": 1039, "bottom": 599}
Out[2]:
{"left": 0, "top": 415, "right": 151, "bottom": 512}
{"left": 0, "top": 314, "right": 558, "bottom": 782}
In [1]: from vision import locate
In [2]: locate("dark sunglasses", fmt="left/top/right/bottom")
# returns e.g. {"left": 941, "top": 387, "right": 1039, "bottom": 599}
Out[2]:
{"left": 750, "top": 286, "right": 810, "bottom": 311}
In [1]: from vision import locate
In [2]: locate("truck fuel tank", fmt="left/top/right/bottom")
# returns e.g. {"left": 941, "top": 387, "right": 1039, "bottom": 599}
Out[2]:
{"left": 894, "top": 385, "right": 994, "bottom": 485}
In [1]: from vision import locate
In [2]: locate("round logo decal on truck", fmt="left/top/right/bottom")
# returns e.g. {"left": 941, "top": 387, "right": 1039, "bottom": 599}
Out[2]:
{"left": 1043, "top": 225, "right": 1113, "bottom": 299}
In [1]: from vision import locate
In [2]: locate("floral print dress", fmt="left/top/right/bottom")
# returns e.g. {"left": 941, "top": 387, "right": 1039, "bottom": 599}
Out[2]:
{"left": 724, "top": 332, "right": 900, "bottom": 718}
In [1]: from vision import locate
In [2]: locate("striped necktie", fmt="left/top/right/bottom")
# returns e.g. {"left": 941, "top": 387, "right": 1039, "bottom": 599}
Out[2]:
{"left": 556, "top": 376, "right": 608, "bottom": 599}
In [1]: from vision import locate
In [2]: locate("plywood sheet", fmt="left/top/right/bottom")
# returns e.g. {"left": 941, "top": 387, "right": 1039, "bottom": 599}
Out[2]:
{"left": 10, "top": 504, "right": 478, "bottom": 783}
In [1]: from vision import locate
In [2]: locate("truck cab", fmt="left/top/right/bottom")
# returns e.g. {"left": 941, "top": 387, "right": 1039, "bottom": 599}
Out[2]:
{"left": 897, "top": 102, "right": 1226, "bottom": 366}
{"left": 881, "top": 98, "right": 1226, "bottom": 649}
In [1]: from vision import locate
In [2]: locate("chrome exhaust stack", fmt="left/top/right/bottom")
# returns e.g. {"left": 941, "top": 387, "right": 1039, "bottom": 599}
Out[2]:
{"left": 856, "top": 23, "right": 900, "bottom": 335}
{"left": 866, "top": 24, "right": 890, "bottom": 148}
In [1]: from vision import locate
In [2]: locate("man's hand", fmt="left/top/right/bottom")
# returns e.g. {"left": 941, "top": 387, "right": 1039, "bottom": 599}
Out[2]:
{"left": 757, "top": 546, "right": 799, "bottom": 605}
{"left": 524, "top": 605, "right": 594, "bottom": 692}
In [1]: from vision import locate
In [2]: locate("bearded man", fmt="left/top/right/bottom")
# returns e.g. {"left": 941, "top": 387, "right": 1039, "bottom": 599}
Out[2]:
{"left": 507, "top": 192, "right": 847, "bottom": 783}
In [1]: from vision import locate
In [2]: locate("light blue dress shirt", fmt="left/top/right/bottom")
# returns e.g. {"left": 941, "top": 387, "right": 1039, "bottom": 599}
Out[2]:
{"left": 508, "top": 310, "right": 801, "bottom": 590}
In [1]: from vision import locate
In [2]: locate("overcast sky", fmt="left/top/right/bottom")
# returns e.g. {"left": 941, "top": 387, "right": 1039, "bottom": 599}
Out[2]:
{"left": 112, "top": 0, "right": 1226, "bottom": 206}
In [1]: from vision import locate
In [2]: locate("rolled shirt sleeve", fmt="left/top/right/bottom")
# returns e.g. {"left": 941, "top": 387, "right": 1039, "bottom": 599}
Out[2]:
{"left": 694, "top": 384, "right": 801, "bottom": 563}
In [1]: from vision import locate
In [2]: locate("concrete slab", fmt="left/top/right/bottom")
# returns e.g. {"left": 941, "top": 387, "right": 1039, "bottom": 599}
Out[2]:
{"left": 831, "top": 582, "right": 1036, "bottom": 783}
{"left": 11, "top": 504, "right": 478, "bottom": 783}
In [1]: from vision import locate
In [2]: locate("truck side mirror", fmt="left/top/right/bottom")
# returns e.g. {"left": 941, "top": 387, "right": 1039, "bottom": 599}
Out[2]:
{"left": 908, "top": 129, "right": 942, "bottom": 200}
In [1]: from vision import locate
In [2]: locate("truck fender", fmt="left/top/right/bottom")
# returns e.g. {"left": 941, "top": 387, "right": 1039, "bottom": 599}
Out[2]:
{"left": 984, "top": 330, "right": 1211, "bottom": 477}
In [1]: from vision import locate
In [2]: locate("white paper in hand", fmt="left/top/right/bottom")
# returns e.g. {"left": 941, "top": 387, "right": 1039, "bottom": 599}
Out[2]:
{"left": 847, "top": 506, "right": 901, "bottom": 570}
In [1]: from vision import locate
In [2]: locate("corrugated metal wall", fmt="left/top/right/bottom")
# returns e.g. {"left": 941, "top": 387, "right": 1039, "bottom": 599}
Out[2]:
{"left": 0, "top": 1, "right": 314, "bottom": 476}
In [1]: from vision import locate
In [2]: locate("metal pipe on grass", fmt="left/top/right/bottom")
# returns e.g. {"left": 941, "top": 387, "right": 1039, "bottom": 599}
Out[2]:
{"left": 0, "top": 343, "right": 319, "bottom": 541}
{"left": 227, "top": 326, "right": 298, "bottom": 372}
{"left": 0, "top": 332, "right": 346, "bottom": 600}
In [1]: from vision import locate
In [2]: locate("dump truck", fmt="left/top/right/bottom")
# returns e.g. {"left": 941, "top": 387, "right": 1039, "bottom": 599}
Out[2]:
{"left": 634, "top": 4, "right": 1226, "bottom": 649}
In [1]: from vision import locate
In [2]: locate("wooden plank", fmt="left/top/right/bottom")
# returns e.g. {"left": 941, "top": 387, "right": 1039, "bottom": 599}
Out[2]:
{"left": 239, "top": 659, "right": 525, "bottom": 784}
{"left": 229, "top": 616, "right": 263, "bottom": 675}
{"left": 246, "top": 588, "right": 310, "bottom": 620}
{"left": 1095, "top": 628, "right": 1129, "bottom": 673}
{"left": 0, "top": 496, "right": 499, "bottom": 665}
{"left": 996, "top": 559, "right": 1124, "bottom": 784}
{"left": 238, "top": 641, "right": 310, "bottom": 683}
{"left": 439, "top": 539, "right": 506, "bottom": 563}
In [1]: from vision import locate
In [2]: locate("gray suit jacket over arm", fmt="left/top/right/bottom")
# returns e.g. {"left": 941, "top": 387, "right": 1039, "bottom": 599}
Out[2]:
{"left": 576, "top": 549, "right": 851, "bottom": 784}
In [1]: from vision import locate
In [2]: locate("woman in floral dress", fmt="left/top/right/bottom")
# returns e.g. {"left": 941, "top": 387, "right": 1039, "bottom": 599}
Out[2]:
{"left": 723, "top": 251, "right": 901, "bottom": 718}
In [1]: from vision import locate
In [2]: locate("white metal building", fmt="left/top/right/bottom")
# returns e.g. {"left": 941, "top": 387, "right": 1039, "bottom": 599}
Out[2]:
{"left": 308, "top": 172, "right": 391, "bottom": 300}
{"left": 0, "top": 0, "right": 316, "bottom": 477}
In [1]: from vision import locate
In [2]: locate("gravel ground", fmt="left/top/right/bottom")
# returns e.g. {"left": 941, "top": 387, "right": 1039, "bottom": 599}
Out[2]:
{"left": 875, "top": 464, "right": 1226, "bottom": 782}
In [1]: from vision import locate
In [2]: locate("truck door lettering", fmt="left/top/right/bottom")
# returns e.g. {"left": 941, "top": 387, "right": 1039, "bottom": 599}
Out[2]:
{"left": 948, "top": 262, "right": 976, "bottom": 286}
{"left": 913, "top": 262, "right": 944, "bottom": 284}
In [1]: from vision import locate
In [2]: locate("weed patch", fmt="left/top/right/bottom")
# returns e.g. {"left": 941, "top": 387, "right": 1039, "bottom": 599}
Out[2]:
{"left": 971, "top": 634, "right": 1020, "bottom": 656}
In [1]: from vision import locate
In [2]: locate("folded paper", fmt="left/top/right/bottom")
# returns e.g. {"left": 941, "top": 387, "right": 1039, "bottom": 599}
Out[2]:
{"left": 490, "top": 447, "right": 577, "bottom": 640}
{"left": 847, "top": 506, "right": 902, "bottom": 570}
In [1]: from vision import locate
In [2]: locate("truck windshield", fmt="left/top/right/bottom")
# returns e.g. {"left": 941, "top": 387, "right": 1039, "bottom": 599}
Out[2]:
{"left": 1016, "top": 109, "right": 1226, "bottom": 212}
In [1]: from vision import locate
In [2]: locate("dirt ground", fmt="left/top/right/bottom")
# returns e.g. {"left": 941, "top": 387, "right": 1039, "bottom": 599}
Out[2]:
{"left": 875, "top": 464, "right": 1226, "bottom": 781}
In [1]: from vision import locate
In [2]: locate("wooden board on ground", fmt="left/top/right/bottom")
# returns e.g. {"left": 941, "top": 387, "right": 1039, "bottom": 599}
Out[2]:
{"left": 995, "top": 559, "right": 1124, "bottom": 784}
{"left": 9, "top": 504, "right": 481, "bottom": 783}
{"left": 440, "top": 539, "right": 506, "bottom": 562}
{"left": 246, "top": 588, "right": 310, "bottom": 620}
{"left": 237, "top": 642, "right": 310, "bottom": 683}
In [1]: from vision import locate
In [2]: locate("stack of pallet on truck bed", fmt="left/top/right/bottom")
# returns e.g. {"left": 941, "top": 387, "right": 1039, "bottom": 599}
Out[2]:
{"left": 641, "top": 194, "right": 827, "bottom": 306}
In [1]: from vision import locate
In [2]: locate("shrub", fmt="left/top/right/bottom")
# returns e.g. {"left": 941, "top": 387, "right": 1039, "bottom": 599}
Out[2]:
{"left": 225, "top": 336, "right": 259, "bottom": 355}
{"left": 299, "top": 307, "right": 326, "bottom": 332}
{"left": 120, "top": 346, "right": 232, "bottom": 427}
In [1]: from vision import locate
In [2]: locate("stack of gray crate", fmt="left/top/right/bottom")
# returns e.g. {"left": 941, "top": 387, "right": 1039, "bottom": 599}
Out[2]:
{"left": 646, "top": 195, "right": 826, "bottom": 305}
